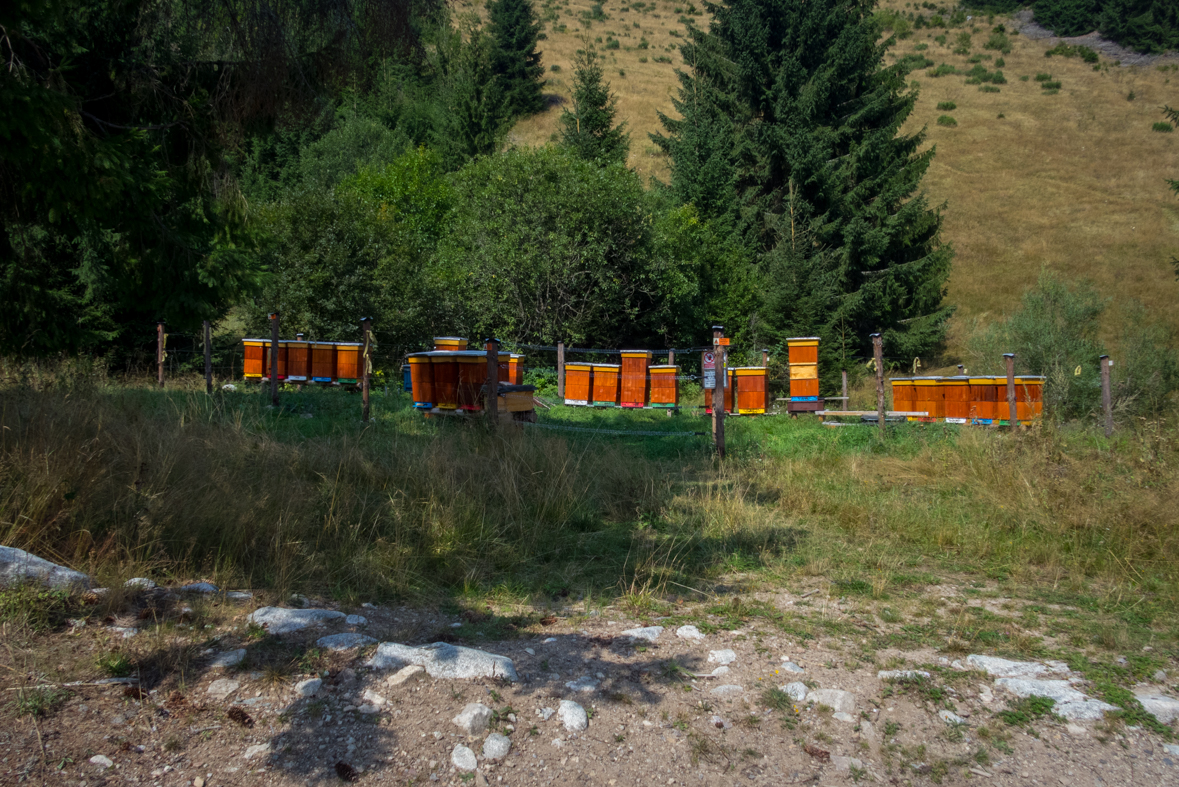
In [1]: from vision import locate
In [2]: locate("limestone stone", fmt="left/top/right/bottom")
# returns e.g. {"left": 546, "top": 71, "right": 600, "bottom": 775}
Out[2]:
{"left": 294, "top": 678, "right": 322, "bottom": 698}
{"left": 806, "top": 688, "right": 856, "bottom": 714}
{"left": 782, "top": 682, "right": 808, "bottom": 702}
{"left": 1133, "top": 692, "right": 1179, "bottom": 724}
{"left": 939, "top": 709, "right": 965, "bottom": 725}
{"left": 365, "top": 642, "right": 518, "bottom": 681}
{"left": 483, "top": 732, "right": 511, "bottom": 760}
{"left": 708, "top": 650, "right": 737, "bottom": 665}
{"left": 243, "top": 744, "right": 269, "bottom": 759}
{"left": 452, "top": 703, "right": 493, "bottom": 735}
{"left": 451, "top": 745, "right": 478, "bottom": 772}
{"left": 780, "top": 661, "right": 804, "bottom": 673}
{"left": 386, "top": 665, "right": 426, "bottom": 687}
{"left": 878, "top": 670, "right": 931, "bottom": 681}
{"left": 620, "top": 626, "right": 663, "bottom": 643}
{"left": 565, "top": 675, "right": 599, "bottom": 692}
{"left": 966, "top": 655, "right": 1070, "bottom": 679}
{"left": 0, "top": 546, "right": 91, "bottom": 591}
{"left": 89, "top": 755, "right": 114, "bottom": 769}
{"left": 206, "top": 679, "right": 240, "bottom": 700}
{"left": 315, "top": 633, "right": 377, "bottom": 651}
{"left": 995, "top": 678, "right": 1117, "bottom": 720}
{"left": 558, "top": 700, "right": 588, "bottom": 731}
{"left": 675, "top": 625, "right": 705, "bottom": 642}
{"left": 710, "top": 685, "right": 744, "bottom": 697}
{"left": 248, "top": 607, "right": 346, "bottom": 635}
{"left": 209, "top": 649, "right": 246, "bottom": 669}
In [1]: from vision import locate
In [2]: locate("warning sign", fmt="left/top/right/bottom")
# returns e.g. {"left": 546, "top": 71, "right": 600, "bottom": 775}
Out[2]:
{"left": 703, "top": 351, "right": 715, "bottom": 390}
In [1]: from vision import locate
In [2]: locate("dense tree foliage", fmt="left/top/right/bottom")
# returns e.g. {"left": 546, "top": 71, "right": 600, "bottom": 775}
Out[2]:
{"left": 960, "top": 0, "right": 1179, "bottom": 53}
{"left": 559, "top": 49, "right": 630, "bottom": 165}
{"left": 487, "top": 0, "right": 546, "bottom": 116}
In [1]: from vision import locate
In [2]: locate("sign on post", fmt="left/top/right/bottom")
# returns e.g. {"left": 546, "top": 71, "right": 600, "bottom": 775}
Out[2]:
{"left": 703, "top": 351, "right": 716, "bottom": 390}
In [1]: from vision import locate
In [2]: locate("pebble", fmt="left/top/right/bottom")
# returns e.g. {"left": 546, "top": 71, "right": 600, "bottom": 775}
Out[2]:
{"left": 565, "top": 675, "right": 599, "bottom": 692}
{"left": 621, "top": 626, "right": 663, "bottom": 643}
{"left": 710, "top": 666, "right": 731, "bottom": 677}
{"left": 386, "top": 665, "right": 426, "bottom": 688}
{"left": 89, "top": 755, "right": 114, "bottom": 769}
{"left": 453, "top": 703, "right": 493, "bottom": 735}
{"left": 1154, "top": 670, "right": 1168, "bottom": 682}
{"left": 243, "top": 743, "right": 270, "bottom": 759}
{"left": 782, "top": 682, "right": 808, "bottom": 702}
{"left": 209, "top": 649, "right": 246, "bottom": 669}
{"left": 538, "top": 707, "right": 556, "bottom": 721}
{"left": 345, "top": 614, "right": 368, "bottom": 626}
{"left": 806, "top": 688, "right": 856, "bottom": 714}
{"left": 708, "top": 649, "right": 737, "bottom": 665}
{"left": 709, "top": 714, "right": 732, "bottom": 730}
{"left": 483, "top": 732, "right": 512, "bottom": 760}
{"left": 525, "top": 648, "right": 536, "bottom": 655}
{"left": 780, "top": 661, "right": 804, "bottom": 673}
{"left": 451, "top": 744, "right": 478, "bottom": 772}
{"left": 558, "top": 700, "right": 588, "bottom": 731}
{"left": 206, "top": 679, "right": 240, "bottom": 700}
{"left": 294, "top": 678, "right": 322, "bottom": 698}
{"left": 710, "top": 685, "right": 743, "bottom": 697}
{"left": 675, "top": 625, "right": 705, "bottom": 642}
{"left": 939, "top": 709, "right": 965, "bottom": 725}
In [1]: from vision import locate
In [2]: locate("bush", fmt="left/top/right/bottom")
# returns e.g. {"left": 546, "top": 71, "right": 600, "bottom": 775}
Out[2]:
{"left": 936, "top": 100, "right": 957, "bottom": 110}
{"left": 984, "top": 31, "right": 1012, "bottom": 53}
{"left": 914, "top": 42, "right": 929, "bottom": 51}
{"left": 937, "top": 114, "right": 958, "bottom": 126}
{"left": 654, "top": 55, "right": 672, "bottom": 63}
{"left": 953, "top": 31, "right": 972, "bottom": 54}
{"left": 980, "top": 84, "right": 1000, "bottom": 92}
{"left": 1041, "top": 80, "right": 1062, "bottom": 90}
{"left": 995, "top": 56, "right": 1005, "bottom": 67}
{"left": 934, "top": 34, "right": 947, "bottom": 45}
{"left": 927, "top": 63, "right": 958, "bottom": 77}
{"left": 550, "top": 64, "right": 561, "bottom": 72}
{"left": 1153, "top": 122, "right": 1174, "bottom": 133}
{"left": 606, "top": 38, "right": 620, "bottom": 49}
{"left": 1035, "top": 72, "right": 1053, "bottom": 81}
{"left": 1046, "top": 43, "right": 1099, "bottom": 63}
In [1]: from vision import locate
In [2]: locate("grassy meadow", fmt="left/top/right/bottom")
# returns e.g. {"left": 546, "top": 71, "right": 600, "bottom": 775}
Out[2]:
{"left": 470, "top": 0, "right": 1179, "bottom": 349}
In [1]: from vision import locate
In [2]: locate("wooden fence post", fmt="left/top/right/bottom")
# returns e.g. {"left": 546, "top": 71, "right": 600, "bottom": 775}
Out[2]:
{"left": 557, "top": 341, "right": 565, "bottom": 400}
{"left": 713, "top": 325, "right": 726, "bottom": 458}
{"left": 486, "top": 337, "right": 500, "bottom": 424}
{"left": 872, "top": 334, "right": 884, "bottom": 432}
{"left": 1100, "top": 354, "right": 1113, "bottom": 438}
{"left": 269, "top": 312, "right": 280, "bottom": 408}
{"left": 761, "top": 348, "right": 769, "bottom": 367}
{"left": 841, "top": 369, "right": 848, "bottom": 412}
{"left": 668, "top": 349, "right": 675, "bottom": 367}
{"left": 1004, "top": 353, "right": 1016, "bottom": 428}
{"left": 361, "top": 318, "right": 372, "bottom": 423}
{"left": 157, "top": 322, "right": 165, "bottom": 389}
{"left": 203, "top": 320, "right": 213, "bottom": 395}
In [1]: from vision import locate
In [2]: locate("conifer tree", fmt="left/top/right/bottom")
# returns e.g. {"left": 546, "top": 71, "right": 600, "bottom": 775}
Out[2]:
{"left": 487, "top": 0, "right": 546, "bottom": 116}
{"left": 560, "top": 48, "right": 629, "bottom": 164}
{"left": 653, "top": 0, "right": 953, "bottom": 361}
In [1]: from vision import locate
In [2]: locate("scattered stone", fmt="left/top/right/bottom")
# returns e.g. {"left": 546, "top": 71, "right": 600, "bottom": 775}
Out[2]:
{"left": 243, "top": 744, "right": 270, "bottom": 759}
{"left": 452, "top": 703, "right": 493, "bottom": 735}
{"left": 483, "top": 733, "right": 512, "bottom": 760}
{"left": 108, "top": 626, "right": 137, "bottom": 639}
{"left": 709, "top": 714, "right": 732, "bottom": 730}
{"left": 357, "top": 704, "right": 380, "bottom": 715}
{"left": 558, "top": 700, "right": 588, "bottom": 731}
{"left": 676, "top": 625, "right": 705, "bottom": 642}
{"left": 708, "top": 649, "right": 737, "bottom": 665}
{"left": 780, "top": 661, "right": 804, "bottom": 673}
{"left": 621, "top": 626, "right": 663, "bottom": 643}
{"left": 525, "top": 648, "right": 536, "bottom": 655}
{"left": 1164, "top": 743, "right": 1179, "bottom": 757}
{"left": 337, "top": 667, "right": 358, "bottom": 684}
{"left": 979, "top": 685, "right": 995, "bottom": 703}
{"left": 124, "top": 577, "right": 156, "bottom": 590}
{"left": 710, "top": 666, "right": 731, "bottom": 677}
{"left": 0, "top": 546, "right": 91, "bottom": 591}
{"left": 386, "top": 665, "right": 426, "bottom": 688}
{"left": 194, "top": 778, "right": 206, "bottom": 787}
{"left": 248, "top": 607, "right": 346, "bottom": 635}
{"left": 1154, "top": 670, "right": 1168, "bottom": 682}
{"left": 316, "top": 633, "right": 377, "bottom": 651}
{"left": 366, "top": 642, "right": 518, "bottom": 681}
{"left": 451, "top": 745, "right": 478, "bottom": 772}
{"left": 833, "top": 712, "right": 855, "bottom": 723}
{"left": 1133, "top": 693, "right": 1179, "bottom": 724}
{"left": 832, "top": 756, "right": 863, "bottom": 772}
{"left": 878, "top": 670, "right": 931, "bottom": 681}
{"left": 362, "top": 689, "right": 386, "bottom": 707}
{"left": 782, "top": 682, "right": 808, "bottom": 702}
{"left": 710, "top": 685, "right": 744, "bottom": 697}
{"left": 551, "top": 738, "right": 565, "bottom": 748}
{"left": 294, "top": 678, "right": 322, "bottom": 698}
{"left": 966, "top": 655, "right": 1069, "bottom": 679}
{"left": 225, "top": 591, "right": 253, "bottom": 601}
{"left": 806, "top": 689, "right": 856, "bottom": 714}
{"left": 345, "top": 614, "right": 367, "bottom": 626}
{"left": 207, "top": 679, "right": 240, "bottom": 700}
{"left": 939, "top": 709, "right": 965, "bottom": 725}
{"left": 89, "top": 755, "right": 114, "bottom": 769}
{"left": 180, "top": 582, "right": 219, "bottom": 594}
{"left": 209, "top": 649, "right": 246, "bottom": 669}
{"left": 995, "top": 679, "right": 1117, "bottom": 720}
{"left": 565, "top": 675, "right": 599, "bottom": 693}
{"left": 1066, "top": 724, "right": 1088, "bottom": 736}
{"left": 538, "top": 707, "right": 556, "bottom": 721}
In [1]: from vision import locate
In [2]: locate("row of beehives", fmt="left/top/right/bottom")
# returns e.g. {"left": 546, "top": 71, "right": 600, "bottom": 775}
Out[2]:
{"left": 405, "top": 337, "right": 533, "bottom": 415}
{"left": 890, "top": 376, "right": 1046, "bottom": 424}
{"left": 563, "top": 351, "right": 680, "bottom": 409}
{"left": 242, "top": 336, "right": 363, "bottom": 384}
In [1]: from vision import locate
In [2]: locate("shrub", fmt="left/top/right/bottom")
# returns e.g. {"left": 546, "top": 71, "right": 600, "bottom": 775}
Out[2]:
{"left": 953, "top": 31, "right": 972, "bottom": 54}
{"left": 654, "top": 55, "right": 672, "bottom": 63}
{"left": 934, "top": 34, "right": 947, "bottom": 45}
{"left": 980, "top": 84, "right": 1000, "bottom": 92}
{"left": 637, "top": 37, "right": 649, "bottom": 48}
{"left": 1034, "top": 72, "right": 1053, "bottom": 81}
{"left": 1127, "top": 90, "right": 1136, "bottom": 101}
{"left": 927, "top": 63, "right": 957, "bottom": 77}
{"left": 929, "top": 14, "right": 945, "bottom": 27}
{"left": 990, "top": 70, "right": 1007, "bottom": 84}
{"left": 550, "top": 64, "right": 561, "bottom": 72}
{"left": 606, "top": 38, "right": 620, "bottom": 49}
{"left": 638, "top": 56, "right": 647, "bottom": 62}
{"left": 1019, "top": 74, "right": 1029, "bottom": 81}
{"left": 937, "top": 114, "right": 957, "bottom": 126}
{"left": 995, "top": 57, "right": 1005, "bottom": 67}
{"left": 1045, "top": 43, "right": 1099, "bottom": 63}
{"left": 1041, "top": 81, "right": 1062, "bottom": 90}
{"left": 1153, "top": 122, "right": 1174, "bottom": 133}
{"left": 914, "top": 42, "right": 929, "bottom": 51}
{"left": 936, "top": 100, "right": 957, "bottom": 110}
{"left": 984, "top": 31, "right": 1011, "bottom": 53}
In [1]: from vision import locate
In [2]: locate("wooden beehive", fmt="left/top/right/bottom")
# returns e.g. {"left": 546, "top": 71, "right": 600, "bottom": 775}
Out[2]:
{"left": 407, "top": 354, "right": 434, "bottom": 408}
{"left": 456, "top": 351, "right": 486, "bottom": 411}
{"left": 286, "top": 339, "right": 310, "bottom": 382}
{"left": 509, "top": 354, "right": 525, "bottom": 385}
{"left": 591, "top": 363, "right": 621, "bottom": 406}
{"left": 564, "top": 363, "right": 593, "bottom": 406}
{"left": 787, "top": 337, "right": 820, "bottom": 400}
{"left": 890, "top": 378, "right": 912, "bottom": 417}
{"left": 704, "top": 370, "right": 735, "bottom": 414}
{"left": 335, "top": 342, "right": 363, "bottom": 385}
{"left": 261, "top": 342, "right": 288, "bottom": 381}
{"left": 434, "top": 336, "right": 468, "bottom": 352}
{"left": 648, "top": 365, "right": 678, "bottom": 408}
{"left": 734, "top": 367, "right": 768, "bottom": 414}
{"left": 430, "top": 351, "right": 459, "bottom": 410}
{"left": 943, "top": 376, "right": 970, "bottom": 423}
{"left": 912, "top": 377, "right": 943, "bottom": 421}
{"left": 620, "top": 351, "right": 652, "bottom": 408}
{"left": 993, "top": 376, "right": 1013, "bottom": 423}
{"left": 242, "top": 340, "right": 266, "bottom": 379}
{"left": 311, "top": 342, "right": 336, "bottom": 383}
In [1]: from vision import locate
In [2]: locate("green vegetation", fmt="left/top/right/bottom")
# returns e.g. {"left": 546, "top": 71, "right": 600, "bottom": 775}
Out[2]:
{"left": 560, "top": 49, "right": 630, "bottom": 164}
{"left": 488, "top": 0, "right": 547, "bottom": 115}
{"left": 937, "top": 115, "right": 958, "bottom": 126}
{"left": 1153, "top": 122, "right": 1174, "bottom": 133}
{"left": 935, "top": 101, "right": 957, "bottom": 111}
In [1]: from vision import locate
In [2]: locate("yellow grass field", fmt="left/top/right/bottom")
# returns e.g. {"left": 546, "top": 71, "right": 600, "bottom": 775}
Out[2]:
{"left": 458, "top": 0, "right": 1179, "bottom": 350}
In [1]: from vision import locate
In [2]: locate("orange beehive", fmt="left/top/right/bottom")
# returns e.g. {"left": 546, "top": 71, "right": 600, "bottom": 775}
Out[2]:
{"left": 509, "top": 354, "right": 525, "bottom": 385}
{"left": 408, "top": 354, "right": 434, "bottom": 408}
{"left": 890, "top": 378, "right": 913, "bottom": 416}
{"left": 943, "top": 376, "right": 970, "bottom": 423}
{"left": 456, "top": 352, "right": 486, "bottom": 411}
{"left": 434, "top": 336, "right": 468, "bottom": 352}
{"left": 734, "top": 367, "right": 768, "bottom": 414}
{"left": 311, "top": 342, "right": 336, "bottom": 383}
{"left": 704, "top": 369, "right": 735, "bottom": 414}
{"left": 969, "top": 377, "right": 995, "bottom": 422}
{"left": 430, "top": 352, "right": 459, "bottom": 409}
{"left": 286, "top": 339, "right": 310, "bottom": 382}
{"left": 648, "top": 365, "right": 678, "bottom": 408}
{"left": 242, "top": 340, "right": 266, "bottom": 379}
{"left": 335, "top": 342, "right": 363, "bottom": 385}
{"left": 993, "top": 376, "right": 1014, "bottom": 423}
{"left": 620, "top": 351, "right": 652, "bottom": 408}
{"left": 787, "top": 337, "right": 820, "bottom": 401}
{"left": 564, "top": 363, "right": 593, "bottom": 405}
{"left": 261, "top": 342, "right": 288, "bottom": 381}
{"left": 912, "top": 377, "right": 943, "bottom": 421}
{"left": 591, "top": 363, "right": 621, "bottom": 406}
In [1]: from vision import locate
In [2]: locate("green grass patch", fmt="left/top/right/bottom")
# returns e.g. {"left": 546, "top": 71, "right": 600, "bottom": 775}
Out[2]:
{"left": 996, "top": 696, "right": 1060, "bottom": 728}
{"left": 937, "top": 115, "right": 958, "bottom": 127}
{"left": 1152, "top": 122, "right": 1174, "bottom": 133}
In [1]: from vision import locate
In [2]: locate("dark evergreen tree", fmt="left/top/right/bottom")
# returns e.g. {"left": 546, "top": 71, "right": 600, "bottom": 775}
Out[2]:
{"left": 653, "top": 0, "right": 953, "bottom": 363}
{"left": 559, "top": 48, "right": 630, "bottom": 165}
{"left": 487, "top": 0, "right": 546, "bottom": 116}
{"left": 433, "top": 24, "right": 511, "bottom": 168}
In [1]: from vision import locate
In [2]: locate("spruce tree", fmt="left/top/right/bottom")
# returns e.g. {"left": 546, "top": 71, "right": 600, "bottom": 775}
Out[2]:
{"left": 560, "top": 48, "right": 629, "bottom": 164}
{"left": 653, "top": 0, "right": 953, "bottom": 361}
{"left": 487, "top": 0, "right": 546, "bottom": 116}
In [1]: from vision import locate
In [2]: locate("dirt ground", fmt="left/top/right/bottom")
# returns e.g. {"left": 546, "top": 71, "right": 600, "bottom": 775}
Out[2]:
{"left": 2, "top": 582, "right": 1178, "bottom": 787}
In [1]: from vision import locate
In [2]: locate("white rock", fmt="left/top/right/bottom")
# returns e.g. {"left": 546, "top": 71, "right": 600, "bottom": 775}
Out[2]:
{"left": 483, "top": 732, "right": 512, "bottom": 760}
{"left": 878, "top": 670, "right": 931, "bottom": 681}
{"left": 710, "top": 685, "right": 744, "bottom": 697}
{"left": 316, "top": 633, "right": 377, "bottom": 651}
{"left": 206, "top": 679, "right": 240, "bottom": 700}
{"left": 525, "top": 648, "right": 536, "bottom": 655}
{"left": 558, "top": 700, "right": 588, "bottom": 731}
{"left": 565, "top": 675, "right": 599, "bottom": 693}
{"left": 386, "top": 665, "right": 426, "bottom": 687}
{"left": 181, "top": 582, "right": 219, "bottom": 594}
{"left": 833, "top": 712, "right": 856, "bottom": 723}
{"left": 108, "top": 626, "right": 137, "bottom": 639}
{"left": 124, "top": 577, "right": 156, "bottom": 590}
{"left": 710, "top": 666, "right": 731, "bottom": 677}
{"left": 939, "top": 709, "right": 965, "bottom": 725}
{"left": 225, "top": 591, "right": 253, "bottom": 601}
{"left": 1154, "top": 670, "right": 1168, "bottom": 682}
{"left": 781, "top": 682, "right": 808, "bottom": 702}
{"left": 345, "top": 614, "right": 367, "bottom": 626}
{"left": 708, "top": 649, "right": 737, "bottom": 665}
{"left": 1164, "top": 743, "right": 1179, "bottom": 756}
{"left": 451, "top": 744, "right": 478, "bottom": 772}
{"left": 248, "top": 607, "right": 346, "bottom": 635}
{"left": 806, "top": 689, "right": 856, "bottom": 714}
{"left": 538, "top": 707, "right": 556, "bottom": 720}
{"left": 780, "top": 661, "right": 804, "bottom": 673}
{"left": 1066, "top": 723, "right": 1088, "bottom": 736}
{"left": 0, "top": 546, "right": 91, "bottom": 591}
{"left": 452, "top": 703, "right": 493, "bottom": 735}
{"left": 357, "top": 704, "right": 380, "bottom": 714}
{"left": 832, "top": 756, "right": 863, "bottom": 772}
{"left": 89, "top": 755, "right": 114, "bottom": 769}
{"left": 966, "top": 655, "right": 1069, "bottom": 679}
{"left": 675, "top": 625, "right": 705, "bottom": 641}
{"left": 551, "top": 738, "right": 565, "bottom": 748}
{"left": 362, "top": 689, "right": 386, "bottom": 707}
{"left": 621, "top": 626, "right": 663, "bottom": 643}
{"left": 209, "top": 649, "right": 246, "bottom": 669}
{"left": 995, "top": 678, "right": 1117, "bottom": 720}
{"left": 1133, "top": 693, "right": 1179, "bottom": 724}
{"left": 294, "top": 678, "right": 322, "bottom": 698}
{"left": 365, "top": 642, "right": 518, "bottom": 681}
{"left": 243, "top": 744, "right": 270, "bottom": 759}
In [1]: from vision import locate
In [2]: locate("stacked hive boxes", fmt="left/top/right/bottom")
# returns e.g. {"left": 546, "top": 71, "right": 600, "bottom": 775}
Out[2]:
{"left": 648, "top": 365, "right": 679, "bottom": 408}
{"left": 592, "top": 363, "right": 621, "bottom": 406}
{"left": 787, "top": 337, "right": 822, "bottom": 413}
{"left": 405, "top": 337, "right": 533, "bottom": 416}
{"left": 734, "top": 368, "right": 769, "bottom": 414}
{"left": 242, "top": 339, "right": 362, "bottom": 386}
{"left": 564, "top": 363, "right": 593, "bottom": 406}
{"left": 620, "top": 351, "right": 652, "bottom": 408}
